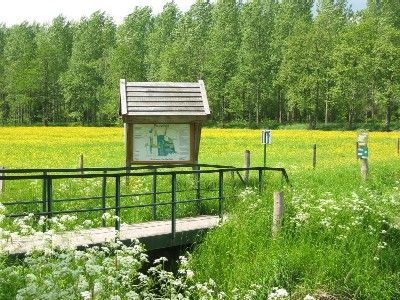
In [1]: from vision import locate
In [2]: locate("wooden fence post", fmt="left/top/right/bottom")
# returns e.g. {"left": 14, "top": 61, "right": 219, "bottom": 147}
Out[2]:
{"left": 356, "top": 142, "right": 359, "bottom": 159}
{"left": 79, "top": 154, "right": 84, "bottom": 175}
{"left": 361, "top": 158, "right": 368, "bottom": 181}
{"left": 272, "top": 191, "right": 284, "bottom": 238}
{"left": 0, "top": 166, "right": 5, "bottom": 193}
{"left": 313, "top": 144, "right": 317, "bottom": 169}
{"left": 243, "top": 150, "right": 250, "bottom": 183}
{"left": 397, "top": 138, "right": 399, "bottom": 155}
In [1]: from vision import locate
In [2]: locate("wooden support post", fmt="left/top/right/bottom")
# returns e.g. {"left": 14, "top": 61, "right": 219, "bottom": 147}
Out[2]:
{"left": 0, "top": 166, "right": 5, "bottom": 193}
{"left": 397, "top": 138, "right": 400, "bottom": 155}
{"left": 79, "top": 154, "right": 84, "bottom": 175}
{"left": 361, "top": 158, "right": 368, "bottom": 181}
{"left": 243, "top": 150, "right": 250, "bottom": 183}
{"left": 313, "top": 144, "right": 317, "bottom": 169}
{"left": 356, "top": 142, "right": 359, "bottom": 159}
{"left": 272, "top": 191, "right": 284, "bottom": 238}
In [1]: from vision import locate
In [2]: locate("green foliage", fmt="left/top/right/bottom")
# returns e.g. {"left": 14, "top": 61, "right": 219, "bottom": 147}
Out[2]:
{"left": 146, "top": 1, "right": 180, "bottom": 81}
{"left": 60, "top": 11, "right": 116, "bottom": 125}
{"left": 0, "top": 0, "right": 399, "bottom": 128}
{"left": 205, "top": 0, "right": 240, "bottom": 124}
{"left": 158, "top": 0, "right": 212, "bottom": 81}
{"left": 35, "top": 16, "right": 73, "bottom": 124}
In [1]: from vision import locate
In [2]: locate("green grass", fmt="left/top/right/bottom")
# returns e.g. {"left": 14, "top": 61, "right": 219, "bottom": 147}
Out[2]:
{"left": 190, "top": 164, "right": 400, "bottom": 299}
{"left": 0, "top": 127, "right": 399, "bottom": 298}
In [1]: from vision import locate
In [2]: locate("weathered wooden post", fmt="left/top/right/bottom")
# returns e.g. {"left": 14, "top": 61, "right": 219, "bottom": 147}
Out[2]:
{"left": 313, "top": 144, "right": 317, "bottom": 169}
{"left": 397, "top": 138, "right": 399, "bottom": 155}
{"left": 0, "top": 166, "right": 5, "bottom": 193}
{"left": 79, "top": 154, "right": 84, "bottom": 175}
{"left": 360, "top": 159, "right": 368, "bottom": 181}
{"left": 357, "top": 131, "right": 368, "bottom": 181}
{"left": 272, "top": 191, "right": 284, "bottom": 238}
{"left": 355, "top": 141, "right": 359, "bottom": 159}
{"left": 243, "top": 150, "right": 251, "bottom": 183}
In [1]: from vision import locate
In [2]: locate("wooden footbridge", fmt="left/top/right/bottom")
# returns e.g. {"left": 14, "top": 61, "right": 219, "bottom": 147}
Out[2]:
{"left": 0, "top": 164, "right": 289, "bottom": 255}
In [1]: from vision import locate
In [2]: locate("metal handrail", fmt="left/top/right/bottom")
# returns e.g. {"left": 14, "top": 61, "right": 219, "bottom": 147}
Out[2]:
{"left": 0, "top": 166, "right": 290, "bottom": 238}
{"left": 0, "top": 163, "right": 236, "bottom": 174}
{"left": 0, "top": 166, "right": 289, "bottom": 181}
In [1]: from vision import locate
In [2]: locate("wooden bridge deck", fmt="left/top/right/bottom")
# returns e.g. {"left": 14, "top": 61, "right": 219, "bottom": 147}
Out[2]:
{"left": 4, "top": 215, "right": 220, "bottom": 255}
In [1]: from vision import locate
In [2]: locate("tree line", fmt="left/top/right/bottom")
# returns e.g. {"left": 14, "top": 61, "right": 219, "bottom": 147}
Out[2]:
{"left": 0, "top": 0, "right": 399, "bottom": 130}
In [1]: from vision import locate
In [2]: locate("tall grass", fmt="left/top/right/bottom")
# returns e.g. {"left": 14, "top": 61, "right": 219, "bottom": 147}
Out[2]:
{"left": 191, "top": 166, "right": 400, "bottom": 299}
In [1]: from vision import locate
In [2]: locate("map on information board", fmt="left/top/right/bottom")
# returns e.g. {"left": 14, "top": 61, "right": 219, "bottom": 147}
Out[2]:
{"left": 133, "top": 124, "right": 191, "bottom": 162}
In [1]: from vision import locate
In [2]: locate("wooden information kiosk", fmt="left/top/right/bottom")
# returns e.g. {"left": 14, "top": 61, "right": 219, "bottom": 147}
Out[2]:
{"left": 119, "top": 80, "right": 210, "bottom": 166}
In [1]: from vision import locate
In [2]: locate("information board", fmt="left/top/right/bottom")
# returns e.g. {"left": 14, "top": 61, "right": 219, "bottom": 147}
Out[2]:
{"left": 132, "top": 124, "right": 191, "bottom": 162}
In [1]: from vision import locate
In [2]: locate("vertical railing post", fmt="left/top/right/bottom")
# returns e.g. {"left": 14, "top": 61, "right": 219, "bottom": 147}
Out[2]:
{"left": 101, "top": 170, "right": 107, "bottom": 227}
{"left": 46, "top": 177, "right": 53, "bottom": 228}
{"left": 42, "top": 172, "right": 47, "bottom": 232}
{"left": 195, "top": 166, "right": 201, "bottom": 211}
{"left": 152, "top": 169, "right": 157, "bottom": 220}
{"left": 218, "top": 171, "right": 224, "bottom": 218}
{"left": 115, "top": 175, "right": 121, "bottom": 231}
{"left": 171, "top": 173, "right": 177, "bottom": 240}
{"left": 258, "top": 168, "right": 263, "bottom": 192}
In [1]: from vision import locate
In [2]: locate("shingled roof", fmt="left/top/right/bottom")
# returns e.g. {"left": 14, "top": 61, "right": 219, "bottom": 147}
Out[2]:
{"left": 119, "top": 79, "right": 210, "bottom": 123}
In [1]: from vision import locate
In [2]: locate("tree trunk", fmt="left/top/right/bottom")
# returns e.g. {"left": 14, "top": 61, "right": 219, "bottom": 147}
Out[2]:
{"left": 256, "top": 88, "right": 260, "bottom": 125}
{"left": 325, "top": 98, "right": 328, "bottom": 125}
{"left": 278, "top": 88, "right": 282, "bottom": 124}
{"left": 348, "top": 110, "right": 353, "bottom": 129}
{"left": 385, "top": 99, "right": 392, "bottom": 132}
{"left": 221, "top": 95, "right": 225, "bottom": 128}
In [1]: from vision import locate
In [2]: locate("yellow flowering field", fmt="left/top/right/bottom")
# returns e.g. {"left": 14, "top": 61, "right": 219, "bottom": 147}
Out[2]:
{"left": 0, "top": 127, "right": 398, "bottom": 171}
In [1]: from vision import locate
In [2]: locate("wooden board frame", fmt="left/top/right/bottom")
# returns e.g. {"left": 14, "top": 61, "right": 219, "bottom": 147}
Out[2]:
{"left": 126, "top": 123, "right": 199, "bottom": 165}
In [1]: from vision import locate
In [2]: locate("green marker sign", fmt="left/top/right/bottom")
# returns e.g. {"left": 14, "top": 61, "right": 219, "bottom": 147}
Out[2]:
{"left": 357, "top": 146, "right": 368, "bottom": 159}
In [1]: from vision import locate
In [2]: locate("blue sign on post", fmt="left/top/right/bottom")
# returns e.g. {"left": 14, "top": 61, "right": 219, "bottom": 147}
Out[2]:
{"left": 357, "top": 146, "right": 368, "bottom": 159}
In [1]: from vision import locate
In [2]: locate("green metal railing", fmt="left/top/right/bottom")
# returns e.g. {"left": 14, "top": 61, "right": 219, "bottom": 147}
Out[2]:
{"left": 0, "top": 164, "right": 290, "bottom": 239}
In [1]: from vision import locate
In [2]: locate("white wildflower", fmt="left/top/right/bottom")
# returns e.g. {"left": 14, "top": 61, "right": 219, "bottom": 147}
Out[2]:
{"left": 77, "top": 275, "right": 89, "bottom": 291}
{"left": 82, "top": 220, "right": 93, "bottom": 228}
{"left": 80, "top": 291, "right": 91, "bottom": 300}
{"left": 154, "top": 257, "right": 168, "bottom": 265}
{"left": 268, "top": 287, "right": 289, "bottom": 299}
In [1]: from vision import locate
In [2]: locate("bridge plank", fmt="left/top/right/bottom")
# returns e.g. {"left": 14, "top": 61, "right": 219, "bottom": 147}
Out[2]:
{"left": 4, "top": 215, "right": 220, "bottom": 255}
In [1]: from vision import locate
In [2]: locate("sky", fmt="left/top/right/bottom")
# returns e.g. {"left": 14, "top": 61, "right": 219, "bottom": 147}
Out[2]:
{"left": 0, "top": 0, "right": 367, "bottom": 27}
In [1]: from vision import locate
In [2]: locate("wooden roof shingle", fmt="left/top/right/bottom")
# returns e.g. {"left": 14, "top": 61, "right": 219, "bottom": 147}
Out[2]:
{"left": 120, "top": 80, "right": 210, "bottom": 122}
